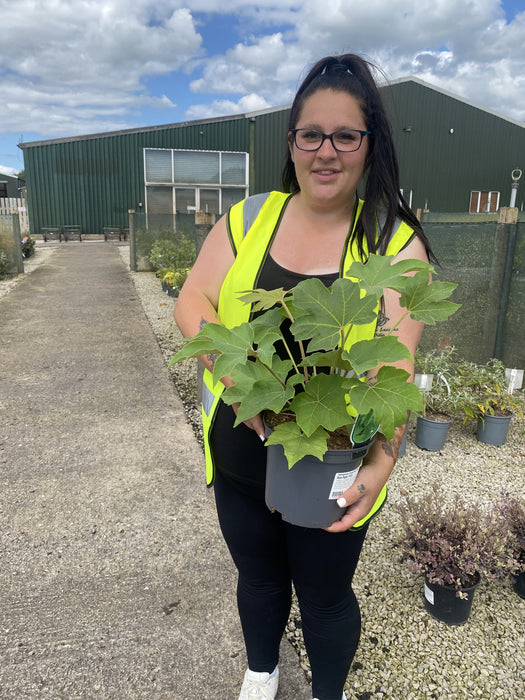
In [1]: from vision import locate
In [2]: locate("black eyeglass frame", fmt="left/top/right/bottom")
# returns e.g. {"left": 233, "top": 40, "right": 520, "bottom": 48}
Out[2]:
{"left": 289, "top": 128, "right": 372, "bottom": 153}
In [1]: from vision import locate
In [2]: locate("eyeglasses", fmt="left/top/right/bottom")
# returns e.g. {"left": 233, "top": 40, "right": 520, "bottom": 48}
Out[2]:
{"left": 290, "top": 128, "right": 371, "bottom": 153}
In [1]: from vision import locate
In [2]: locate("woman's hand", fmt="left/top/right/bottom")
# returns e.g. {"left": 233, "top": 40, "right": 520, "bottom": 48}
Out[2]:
{"left": 324, "top": 430, "right": 403, "bottom": 533}
{"left": 231, "top": 403, "right": 266, "bottom": 442}
{"left": 324, "top": 460, "right": 386, "bottom": 532}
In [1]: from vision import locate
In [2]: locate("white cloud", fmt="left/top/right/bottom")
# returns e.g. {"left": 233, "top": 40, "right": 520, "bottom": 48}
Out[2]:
{"left": 186, "top": 93, "right": 272, "bottom": 120}
{"left": 0, "top": 0, "right": 202, "bottom": 137}
{"left": 1, "top": 0, "right": 524, "bottom": 155}
{"left": 0, "top": 165, "right": 19, "bottom": 176}
{"left": 194, "top": 0, "right": 524, "bottom": 122}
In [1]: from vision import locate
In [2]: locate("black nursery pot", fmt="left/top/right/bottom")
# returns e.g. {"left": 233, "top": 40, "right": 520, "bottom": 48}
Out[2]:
{"left": 424, "top": 574, "right": 481, "bottom": 625}
{"left": 513, "top": 571, "right": 525, "bottom": 599}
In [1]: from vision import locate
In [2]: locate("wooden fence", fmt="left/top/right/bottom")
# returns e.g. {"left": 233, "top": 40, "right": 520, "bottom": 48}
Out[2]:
{"left": 0, "top": 198, "right": 29, "bottom": 232}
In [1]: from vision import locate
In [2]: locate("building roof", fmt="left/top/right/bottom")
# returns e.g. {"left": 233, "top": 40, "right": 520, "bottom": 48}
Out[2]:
{"left": 18, "top": 76, "right": 523, "bottom": 151}
{"left": 387, "top": 76, "right": 524, "bottom": 129}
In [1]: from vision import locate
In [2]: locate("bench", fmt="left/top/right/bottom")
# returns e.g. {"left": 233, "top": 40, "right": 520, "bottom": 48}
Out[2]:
{"left": 63, "top": 225, "right": 82, "bottom": 242}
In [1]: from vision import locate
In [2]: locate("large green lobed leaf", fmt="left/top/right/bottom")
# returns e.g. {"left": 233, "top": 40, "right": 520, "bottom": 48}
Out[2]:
{"left": 291, "top": 277, "right": 378, "bottom": 351}
{"left": 347, "top": 255, "right": 432, "bottom": 297}
{"left": 399, "top": 272, "right": 460, "bottom": 324}
{"left": 348, "top": 366, "right": 423, "bottom": 439}
{"left": 266, "top": 422, "right": 329, "bottom": 468}
{"left": 288, "top": 373, "right": 352, "bottom": 437}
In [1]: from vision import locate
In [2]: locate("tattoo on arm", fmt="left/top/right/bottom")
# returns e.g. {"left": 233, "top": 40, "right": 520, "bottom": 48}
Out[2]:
{"left": 377, "top": 433, "right": 400, "bottom": 462}
{"left": 357, "top": 483, "right": 366, "bottom": 493}
{"left": 199, "top": 316, "right": 208, "bottom": 332}
{"left": 375, "top": 310, "right": 390, "bottom": 337}
{"left": 374, "top": 310, "right": 398, "bottom": 337}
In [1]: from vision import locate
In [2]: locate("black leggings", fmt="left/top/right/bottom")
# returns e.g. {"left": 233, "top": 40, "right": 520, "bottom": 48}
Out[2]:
{"left": 213, "top": 470, "right": 368, "bottom": 700}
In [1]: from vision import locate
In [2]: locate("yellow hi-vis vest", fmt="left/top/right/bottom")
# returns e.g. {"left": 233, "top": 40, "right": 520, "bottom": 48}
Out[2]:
{"left": 201, "top": 191, "right": 415, "bottom": 527}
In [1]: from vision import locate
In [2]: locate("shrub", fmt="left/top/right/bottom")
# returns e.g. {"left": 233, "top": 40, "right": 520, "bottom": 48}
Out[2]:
{"left": 21, "top": 235, "right": 36, "bottom": 258}
{"left": 455, "top": 358, "right": 524, "bottom": 421}
{"left": 147, "top": 232, "right": 196, "bottom": 271}
{"left": 395, "top": 483, "right": 519, "bottom": 596}
{"left": 497, "top": 491, "right": 525, "bottom": 574}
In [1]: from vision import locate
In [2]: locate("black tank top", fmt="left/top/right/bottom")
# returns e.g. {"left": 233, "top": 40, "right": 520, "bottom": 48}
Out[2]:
{"left": 210, "top": 255, "right": 338, "bottom": 499}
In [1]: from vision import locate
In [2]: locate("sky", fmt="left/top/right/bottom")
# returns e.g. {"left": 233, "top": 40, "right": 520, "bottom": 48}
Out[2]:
{"left": 1, "top": 0, "right": 524, "bottom": 177}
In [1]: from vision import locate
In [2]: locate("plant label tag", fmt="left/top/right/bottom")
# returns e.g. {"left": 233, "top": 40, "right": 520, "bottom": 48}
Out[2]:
{"left": 329, "top": 468, "right": 360, "bottom": 500}
{"left": 424, "top": 583, "right": 434, "bottom": 605}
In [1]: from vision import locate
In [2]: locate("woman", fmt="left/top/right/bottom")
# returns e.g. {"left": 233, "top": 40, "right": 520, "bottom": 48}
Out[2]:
{"left": 174, "top": 54, "right": 434, "bottom": 700}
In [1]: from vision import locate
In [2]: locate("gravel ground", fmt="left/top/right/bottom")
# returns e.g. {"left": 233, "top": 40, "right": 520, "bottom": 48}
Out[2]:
{"left": 4, "top": 244, "right": 523, "bottom": 700}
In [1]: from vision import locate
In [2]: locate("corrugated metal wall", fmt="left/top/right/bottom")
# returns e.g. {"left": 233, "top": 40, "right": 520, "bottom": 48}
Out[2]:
{"left": 23, "top": 117, "right": 250, "bottom": 235}
{"left": 383, "top": 81, "right": 523, "bottom": 213}
{"left": 252, "top": 108, "right": 291, "bottom": 194}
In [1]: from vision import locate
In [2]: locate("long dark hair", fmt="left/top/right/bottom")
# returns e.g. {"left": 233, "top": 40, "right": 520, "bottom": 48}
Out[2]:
{"left": 282, "top": 54, "right": 435, "bottom": 262}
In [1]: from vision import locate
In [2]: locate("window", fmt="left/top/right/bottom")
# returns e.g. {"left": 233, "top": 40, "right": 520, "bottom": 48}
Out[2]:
{"left": 469, "top": 191, "right": 500, "bottom": 213}
{"left": 173, "top": 151, "right": 220, "bottom": 184}
{"left": 144, "top": 148, "right": 249, "bottom": 227}
{"left": 144, "top": 150, "right": 172, "bottom": 183}
{"left": 0, "top": 182, "right": 7, "bottom": 198}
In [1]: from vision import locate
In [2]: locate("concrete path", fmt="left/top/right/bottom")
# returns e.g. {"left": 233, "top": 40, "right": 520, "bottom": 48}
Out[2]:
{"left": 0, "top": 243, "right": 310, "bottom": 699}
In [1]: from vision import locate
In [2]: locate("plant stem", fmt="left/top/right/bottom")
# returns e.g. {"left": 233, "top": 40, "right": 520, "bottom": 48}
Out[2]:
{"left": 281, "top": 298, "right": 309, "bottom": 382}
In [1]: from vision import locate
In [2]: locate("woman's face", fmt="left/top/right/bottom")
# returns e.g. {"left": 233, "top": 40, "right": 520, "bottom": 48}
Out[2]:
{"left": 289, "top": 88, "right": 369, "bottom": 211}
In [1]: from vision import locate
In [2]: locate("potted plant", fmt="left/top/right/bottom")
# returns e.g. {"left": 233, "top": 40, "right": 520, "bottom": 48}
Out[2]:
{"left": 21, "top": 235, "right": 36, "bottom": 258}
{"left": 455, "top": 359, "right": 524, "bottom": 445}
{"left": 170, "top": 254, "right": 459, "bottom": 527}
{"left": 395, "top": 484, "right": 518, "bottom": 624}
{"left": 497, "top": 491, "right": 525, "bottom": 599}
{"left": 159, "top": 268, "right": 190, "bottom": 297}
{"left": 414, "top": 347, "right": 458, "bottom": 451}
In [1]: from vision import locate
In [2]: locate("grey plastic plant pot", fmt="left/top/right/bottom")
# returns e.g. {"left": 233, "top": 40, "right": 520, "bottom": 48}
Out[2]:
{"left": 398, "top": 418, "right": 409, "bottom": 458}
{"left": 415, "top": 415, "right": 452, "bottom": 451}
{"left": 265, "top": 441, "right": 371, "bottom": 529}
{"left": 476, "top": 413, "right": 512, "bottom": 446}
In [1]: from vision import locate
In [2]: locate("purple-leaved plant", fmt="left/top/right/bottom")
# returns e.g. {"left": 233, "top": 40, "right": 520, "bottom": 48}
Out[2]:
{"left": 395, "top": 483, "right": 519, "bottom": 597}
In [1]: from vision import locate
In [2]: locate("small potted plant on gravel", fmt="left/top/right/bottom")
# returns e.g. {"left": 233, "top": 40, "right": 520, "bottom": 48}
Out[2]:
{"left": 170, "top": 254, "right": 459, "bottom": 527}
{"left": 414, "top": 347, "right": 459, "bottom": 451}
{"left": 395, "top": 483, "right": 519, "bottom": 624}
{"left": 21, "top": 235, "right": 36, "bottom": 258}
{"left": 455, "top": 359, "right": 524, "bottom": 446}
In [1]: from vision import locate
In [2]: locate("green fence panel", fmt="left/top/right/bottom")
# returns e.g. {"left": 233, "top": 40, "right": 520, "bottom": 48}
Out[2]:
{"left": 421, "top": 220, "right": 523, "bottom": 367}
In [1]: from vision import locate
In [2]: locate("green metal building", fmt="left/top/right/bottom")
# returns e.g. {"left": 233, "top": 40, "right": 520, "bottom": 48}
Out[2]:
{"left": 0, "top": 171, "right": 24, "bottom": 199}
{"left": 19, "top": 77, "right": 524, "bottom": 237}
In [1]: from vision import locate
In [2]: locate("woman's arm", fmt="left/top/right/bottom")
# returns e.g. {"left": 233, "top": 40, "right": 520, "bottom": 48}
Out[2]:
{"left": 173, "top": 215, "right": 235, "bottom": 376}
{"left": 173, "top": 215, "right": 266, "bottom": 439}
{"left": 325, "top": 235, "right": 428, "bottom": 533}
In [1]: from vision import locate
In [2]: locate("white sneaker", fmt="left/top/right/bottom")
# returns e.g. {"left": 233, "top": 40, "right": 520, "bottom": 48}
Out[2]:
{"left": 238, "top": 668, "right": 279, "bottom": 699}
